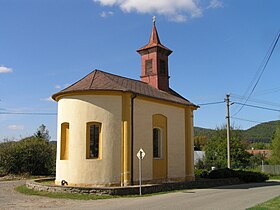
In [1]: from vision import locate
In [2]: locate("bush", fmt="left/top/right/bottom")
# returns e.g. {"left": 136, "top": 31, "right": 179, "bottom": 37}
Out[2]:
{"left": 235, "top": 170, "right": 269, "bottom": 183}
{"left": 0, "top": 141, "right": 17, "bottom": 173}
{"left": 208, "top": 168, "right": 269, "bottom": 183}
{"left": 208, "top": 168, "right": 236, "bottom": 179}
{"left": 195, "top": 169, "right": 209, "bottom": 178}
{"left": 0, "top": 137, "right": 56, "bottom": 175}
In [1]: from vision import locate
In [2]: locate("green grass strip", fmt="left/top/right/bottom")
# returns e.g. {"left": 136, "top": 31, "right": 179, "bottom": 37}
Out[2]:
{"left": 269, "top": 175, "right": 280, "bottom": 180}
{"left": 15, "top": 185, "right": 117, "bottom": 200}
{"left": 247, "top": 195, "right": 280, "bottom": 210}
{"left": 15, "top": 185, "right": 184, "bottom": 200}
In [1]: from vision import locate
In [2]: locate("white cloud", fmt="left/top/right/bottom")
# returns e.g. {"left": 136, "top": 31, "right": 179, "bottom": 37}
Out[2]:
{"left": 94, "top": 0, "right": 116, "bottom": 6}
{"left": 8, "top": 125, "right": 24, "bottom": 130}
{"left": 0, "top": 65, "right": 13, "bottom": 73}
{"left": 94, "top": 0, "right": 222, "bottom": 22}
{"left": 100, "top": 11, "right": 114, "bottom": 18}
{"left": 54, "top": 84, "right": 69, "bottom": 89}
{"left": 40, "top": 96, "right": 53, "bottom": 102}
{"left": 208, "top": 0, "right": 223, "bottom": 9}
{"left": 64, "top": 84, "right": 70, "bottom": 88}
{"left": 169, "top": 14, "right": 188, "bottom": 22}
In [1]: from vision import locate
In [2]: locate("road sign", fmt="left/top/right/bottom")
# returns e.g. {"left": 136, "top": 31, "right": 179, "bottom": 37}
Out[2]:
{"left": 137, "top": 148, "right": 145, "bottom": 160}
{"left": 137, "top": 148, "right": 145, "bottom": 196}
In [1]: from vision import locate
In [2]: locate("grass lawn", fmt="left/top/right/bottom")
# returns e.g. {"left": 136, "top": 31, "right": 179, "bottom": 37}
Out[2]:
{"left": 247, "top": 195, "right": 280, "bottom": 210}
{"left": 40, "top": 180, "right": 55, "bottom": 185}
{"left": 269, "top": 175, "right": 280, "bottom": 180}
{"left": 15, "top": 185, "right": 117, "bottom": 200}
{"left": 15, "top": 185, "right": 177, "bottom": 200}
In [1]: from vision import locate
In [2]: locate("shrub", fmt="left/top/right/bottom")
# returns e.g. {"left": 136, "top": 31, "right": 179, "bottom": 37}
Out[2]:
{"left": 208, "top": 168, "right": 269, "bottom": 183}
{"left": 208, "top": 168, "right": 236, "bottom": 179}
{"left": 235, "top": 170, "right": 269, "bottom": 183}
{"left": 0, "top": 141, "right": 17, "bottom": 173}
{"left": 195, "top": 169, "right": 209, "bottom": 178}
{"left": 0, "top": 137, "right": 56, "bottom": 175}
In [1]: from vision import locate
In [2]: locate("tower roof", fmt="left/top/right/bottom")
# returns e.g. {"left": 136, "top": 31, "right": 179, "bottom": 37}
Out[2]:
{"left": 137, "top": 19, "right": 172, "bottom": 55}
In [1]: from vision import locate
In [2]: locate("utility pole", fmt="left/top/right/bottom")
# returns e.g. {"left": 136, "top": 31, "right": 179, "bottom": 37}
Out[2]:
{"left": 225, "top": 94, "right": 231, "bottom": 169}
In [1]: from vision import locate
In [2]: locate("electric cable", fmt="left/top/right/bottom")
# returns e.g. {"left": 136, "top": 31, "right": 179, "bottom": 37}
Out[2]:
{"left": 232, "top": 31, "right": 280, "bottom": 117}
{"left": 0, "top": 112, "right": 57, "bottom": 115}
{"left": 230, "top": 117, "right": 264, "bottom": 124}
{"left": 231, "top": 93, "right": 280, "bottom": 107}
{"left": 197, "top": 101, "right": 224, "bottom": 106}
{"left": 233, "top": 102, "right": 280, "bottom": 112}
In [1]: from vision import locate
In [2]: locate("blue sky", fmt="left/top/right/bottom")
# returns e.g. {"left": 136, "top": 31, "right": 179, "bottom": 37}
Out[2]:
{"left": 0, "top": 0, "right": 280, "bottom": 141}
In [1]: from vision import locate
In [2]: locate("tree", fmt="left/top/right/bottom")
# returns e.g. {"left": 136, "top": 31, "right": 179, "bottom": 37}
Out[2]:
{"left": 269, "top": 125, "right": 280, "bottom": 164}
{"left": 0, "top": 137, "right": 55, "bottom": 175}
{"left": 204, "top": 126, "right": 252, "bottom": 169}
{"left": 194, "top": 136, "right": 207, "bottom": 150}
{"left": 0, "top": 141, "right": 17, "bottom": 174}
{"left": 0, "top": 125, "right": 55, "bottom": 175}
{"left": 248, "top": 142, "right": 270, "bottom": 150}
{"left": 34, "top": 124, "right": 51, "bottom": 141}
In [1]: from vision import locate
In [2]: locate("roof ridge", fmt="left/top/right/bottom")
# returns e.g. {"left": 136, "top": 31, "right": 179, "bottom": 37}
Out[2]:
{"left": 93, "top": 70, "right": 176, "bottom": 96}
{"left": 89, "top": 70, "right": 98, "bottom": 88}
{"left": 97, "top": 69, "right": 151, "bottom": 86}
{"left": 98, "top": 70, "right": 129, "bottom": 91}
{"left": 58, "top": 70, "right": 96, "bottom": 92}
{"left": 99, "top": 70, "right": 174, "bottom": 94}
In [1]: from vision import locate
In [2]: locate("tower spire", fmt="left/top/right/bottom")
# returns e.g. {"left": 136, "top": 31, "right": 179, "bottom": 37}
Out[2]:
{"left": 149, "top": 16, "right": 161, "bottom": 45}
{"left": 137, "top": 19, "right": 172, "bottom": 92}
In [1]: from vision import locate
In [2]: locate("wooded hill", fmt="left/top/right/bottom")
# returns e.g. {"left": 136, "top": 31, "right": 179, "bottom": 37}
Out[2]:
{"left": 194, "top": 120, "right": 280, "bottom": 143}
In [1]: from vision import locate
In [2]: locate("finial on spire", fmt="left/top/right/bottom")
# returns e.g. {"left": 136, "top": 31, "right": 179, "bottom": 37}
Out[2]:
{"left": 152, "top": 16, "right": 156, "bottom": 24}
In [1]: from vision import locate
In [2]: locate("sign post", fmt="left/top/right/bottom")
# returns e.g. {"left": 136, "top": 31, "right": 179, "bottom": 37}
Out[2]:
{"left": 137, "top": 148, "right": 145, "bottom": 196}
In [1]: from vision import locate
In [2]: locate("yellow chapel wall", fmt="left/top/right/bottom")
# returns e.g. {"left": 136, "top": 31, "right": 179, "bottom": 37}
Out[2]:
{"left": 55, "top": 94, "right": 122, "bottom": 186}
{"left": 133, "top": 98, "right": 188, "bottom": 182}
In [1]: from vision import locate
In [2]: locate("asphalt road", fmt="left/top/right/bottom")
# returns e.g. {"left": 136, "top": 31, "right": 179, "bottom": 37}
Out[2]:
{"left": 1, "top": 180, "right": 280, "bottom": 210}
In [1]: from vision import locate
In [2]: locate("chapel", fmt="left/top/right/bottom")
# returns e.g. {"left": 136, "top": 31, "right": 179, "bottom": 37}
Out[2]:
{"left": 52, "top": 19, "right": 198, "bottom": 186}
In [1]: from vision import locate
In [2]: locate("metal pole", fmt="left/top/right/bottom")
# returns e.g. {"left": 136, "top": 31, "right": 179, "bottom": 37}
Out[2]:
{"left": 139, "top": 151, "right": 142, "bottom": 196}
{"left": 225, "top": 94, "right": 231, "bottom": 169}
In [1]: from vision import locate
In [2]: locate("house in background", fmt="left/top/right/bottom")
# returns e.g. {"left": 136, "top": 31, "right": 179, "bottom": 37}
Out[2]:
{"left": 247, "top": 149, "right": 271, "bottom": 159}
{"left": 194, "top": 149, "right": 205, "bottom": 165}
{"left": 52, "top": 19, "right": 198, "bottom": 187}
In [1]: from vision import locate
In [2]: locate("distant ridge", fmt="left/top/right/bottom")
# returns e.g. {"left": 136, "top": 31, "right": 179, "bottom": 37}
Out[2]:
{"left": 194, "top": 120, "right": 280, "bottom": 143}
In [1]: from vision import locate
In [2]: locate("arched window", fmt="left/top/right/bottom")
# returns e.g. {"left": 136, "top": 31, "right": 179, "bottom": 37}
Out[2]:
{"left": 153, "top": 128, "right": 162, "bottom": 158}
{"left": 86, "top": 122, "right": 102, "bottom": 159}
{"left": 60, "top": 122, "right": 69, "bottom": 160}
{"left": 145, "top": 59, "right": 153, "bottom": 75}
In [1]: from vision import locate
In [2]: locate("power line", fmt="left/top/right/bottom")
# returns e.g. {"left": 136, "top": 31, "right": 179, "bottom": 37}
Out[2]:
{"left": 232, "top": 30, "right": 280, "bottom": 117}
{"left": 233, "top": 102, "right": 280, "bottom": 112}
{"left": 196, "top": 97, "right": 280, "bottom": 112}
{"left": 231, "top": 93, "right": 280, "bottom": 107}
{"left": 230, "top": 117, "right": 264, "bottom": 124}
{"left": 0, "top": 112, "right": 57, "bottom": 115}
{"left": 253, "top": 87, "right": 280, "bottom": 97}
{"left": 197, "top": 101, "right": 224, "bottom": 106}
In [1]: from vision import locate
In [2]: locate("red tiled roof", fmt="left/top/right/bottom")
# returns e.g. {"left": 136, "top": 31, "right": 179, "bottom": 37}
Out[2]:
{"left": 52, "top": 70, "right": 196, "bottom": 107}
{"left": 246, "top": 149, "right": 271, "bottom": 158}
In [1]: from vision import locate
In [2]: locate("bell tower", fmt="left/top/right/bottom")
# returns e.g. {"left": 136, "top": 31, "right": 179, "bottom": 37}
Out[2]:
{"left": 137, "top": 17, "right": 172, "bottom": 92}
